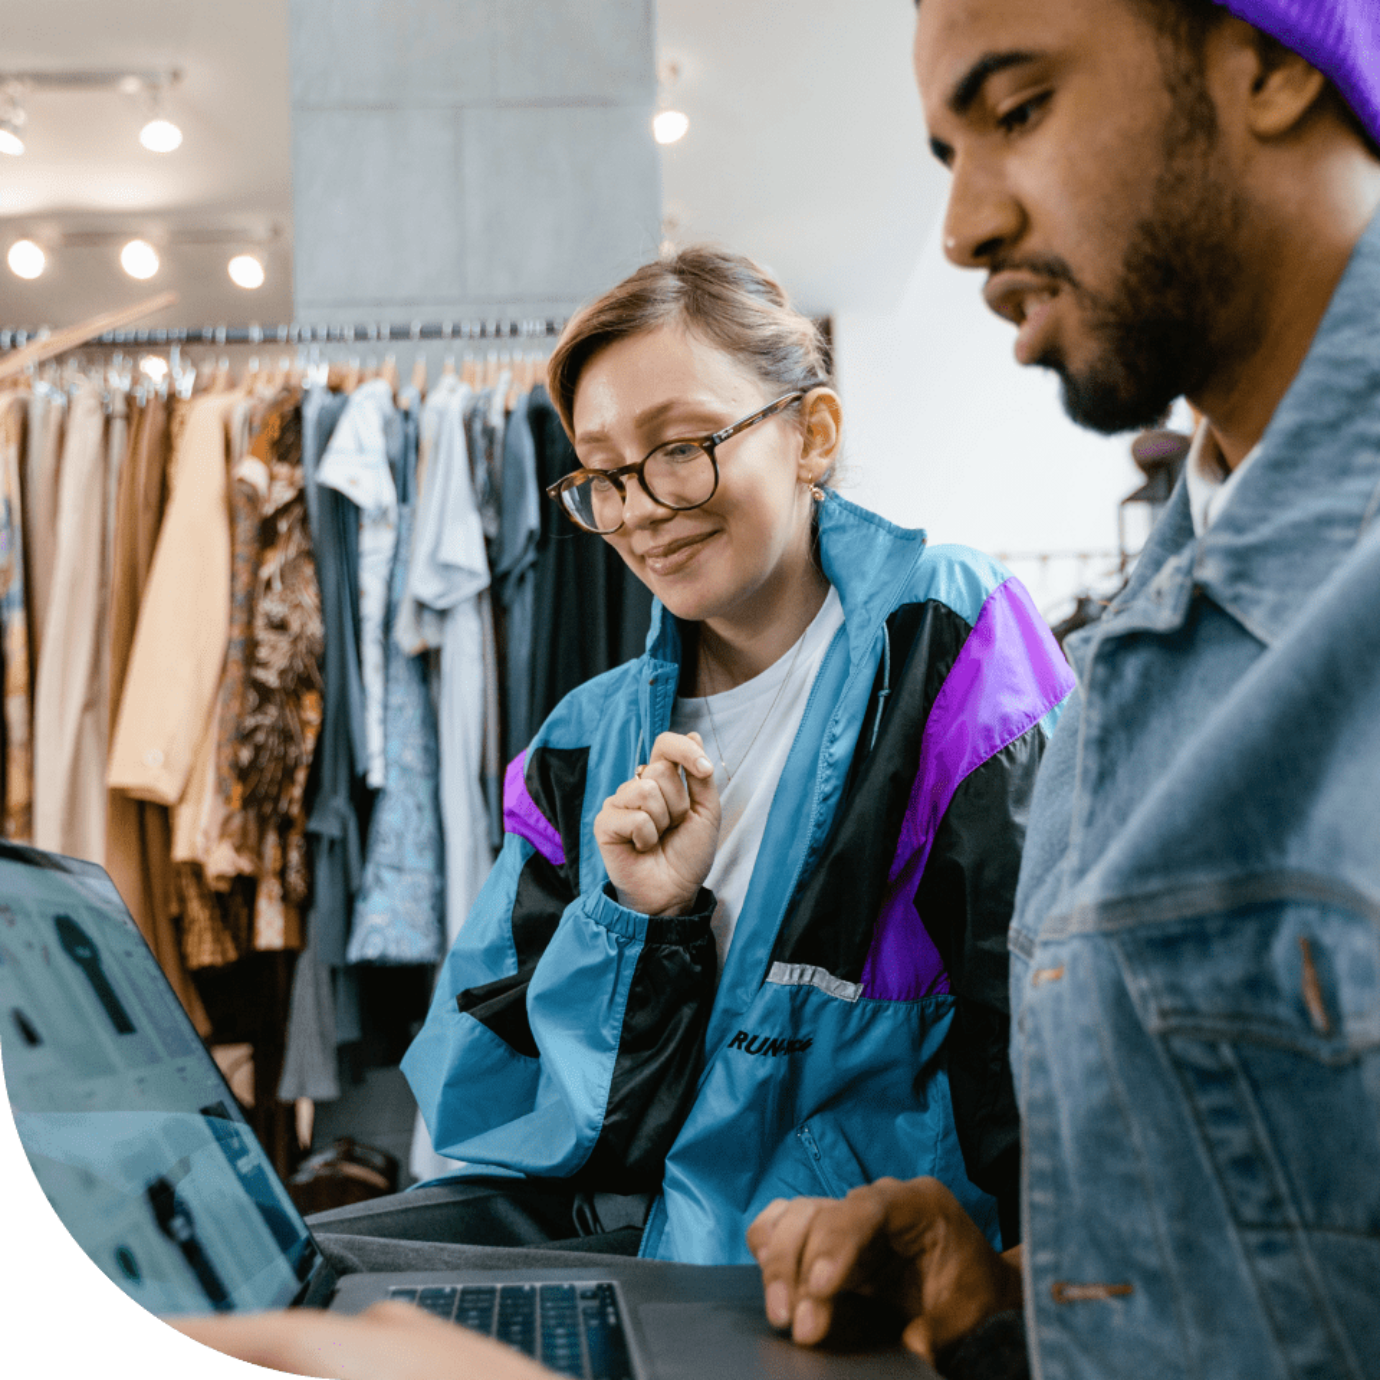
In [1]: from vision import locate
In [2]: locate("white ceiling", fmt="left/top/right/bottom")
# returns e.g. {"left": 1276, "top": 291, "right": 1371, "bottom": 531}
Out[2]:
{"left": 657, "top": 0, "right": 946, "bottom": 317}
{"left": 0, "top": 0, "right": 295, "bottom": 333}
{"left": 0, "top": 0, "right": 941, "bottom": 334}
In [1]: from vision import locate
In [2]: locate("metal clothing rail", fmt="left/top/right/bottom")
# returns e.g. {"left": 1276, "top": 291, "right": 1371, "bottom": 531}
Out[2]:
{"left": 0, "top": 316, "right": 567, "bottom": 352}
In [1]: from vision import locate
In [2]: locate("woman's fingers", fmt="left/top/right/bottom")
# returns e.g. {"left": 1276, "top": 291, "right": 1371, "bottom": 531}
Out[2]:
{"left": 649, "top": 730, "right": 715, "bottom": 782}
{"left": 609, "top": 774, "right": 675, "bottom": 836}
{"left": 599, "top": 803, "right": 662, "bottom": 854}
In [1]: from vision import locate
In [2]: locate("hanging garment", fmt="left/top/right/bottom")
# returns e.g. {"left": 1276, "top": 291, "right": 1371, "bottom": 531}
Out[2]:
{"left": 494, "top": 388, "right": 540, "bottom": 765}
{"left": 32, "top": 377, "right": 108, "bottom": 861}
{"left": 108, "top": 390, "right": 240, "bottom": 808}
{"left": 96, "top": 387, "right": 128, "bottom": 774}
{"left": 406, "top": 381, "right": 493, "bottom": 948}
{"left": 279, "top": 384, "right": 354, "bottom": 1104}
{"left": 527, "top": 385, "right": 652, "bottom": 729}
{"left": 23, "top": 383, "right": 64, "bottom": 677}
{"left": 103, "top": 393, "right": 210, "bottom": 1033}
{"left": 347, "top": 396, "right": 445, "bottom": 965}
{"left": 317, "top": 378, "right": 398, "bottom": 791}
{"left": 208, "top": 391, "right": 324, "bottom": 954}
{"left": 0, "top": 391, "right": 32, "bottom": 843}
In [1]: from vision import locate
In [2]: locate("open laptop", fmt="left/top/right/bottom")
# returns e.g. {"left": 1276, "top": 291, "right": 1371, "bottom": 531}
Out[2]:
{"left": 0, "top": 842, "right": 933, "bottom": 1379}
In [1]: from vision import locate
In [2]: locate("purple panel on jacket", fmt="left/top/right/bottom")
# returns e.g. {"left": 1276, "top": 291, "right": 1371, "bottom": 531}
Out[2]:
{"left": 860, "top": 578, "right": 1076, "bottom": 1001}
{"left": 503, "top": 751, "right": 566, "bottom": 867}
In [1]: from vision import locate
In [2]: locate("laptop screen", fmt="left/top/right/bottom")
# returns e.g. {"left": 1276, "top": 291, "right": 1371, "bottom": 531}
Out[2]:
{"left": 0, "top": 844, "right": 322, "bottom": 1316}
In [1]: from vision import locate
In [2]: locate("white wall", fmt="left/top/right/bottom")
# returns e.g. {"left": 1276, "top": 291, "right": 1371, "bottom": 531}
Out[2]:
{"left": 832, "top": 219, "right": 1146, "bottom": 620}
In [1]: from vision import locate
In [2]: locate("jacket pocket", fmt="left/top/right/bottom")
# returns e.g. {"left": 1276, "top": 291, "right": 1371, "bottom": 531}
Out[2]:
{"left": 795, "top": 1115, "right": 867, "bottom": 1200}
{"left": 1110, "top": 896, "right": 1380, "bottom": 1373}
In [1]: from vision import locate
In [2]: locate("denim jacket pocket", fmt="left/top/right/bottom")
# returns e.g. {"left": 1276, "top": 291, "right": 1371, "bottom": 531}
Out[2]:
{"left": 1109, "top": 895, "right": 1380, "bottom": 1374}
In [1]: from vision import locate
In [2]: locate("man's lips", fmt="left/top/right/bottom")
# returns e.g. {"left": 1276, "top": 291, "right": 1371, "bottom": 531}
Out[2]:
{"left": 983, "top": 272, "right": 1063, "bottom": 365}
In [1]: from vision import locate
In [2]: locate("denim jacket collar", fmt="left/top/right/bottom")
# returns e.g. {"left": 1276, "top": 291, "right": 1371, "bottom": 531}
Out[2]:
{"left": 1068, "top": 207, "right": 1380, "bottom": 675}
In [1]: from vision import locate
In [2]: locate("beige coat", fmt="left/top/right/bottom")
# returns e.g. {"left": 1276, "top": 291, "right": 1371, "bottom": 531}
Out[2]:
{"left": 32, "top": 379, "right": 108, "bottom": 860}
{"left": 108, "top": 391, "right": 239, "bottom": 810}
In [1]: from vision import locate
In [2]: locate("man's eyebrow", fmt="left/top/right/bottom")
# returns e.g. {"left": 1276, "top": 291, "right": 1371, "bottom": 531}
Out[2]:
{"left": 948, "top": 49, "right": 1043, "bottom": 117}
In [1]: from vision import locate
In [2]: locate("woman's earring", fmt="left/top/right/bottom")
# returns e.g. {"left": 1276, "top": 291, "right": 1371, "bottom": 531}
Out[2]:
{"left": 808, "top": 482, "right": 826, "bottom": 502}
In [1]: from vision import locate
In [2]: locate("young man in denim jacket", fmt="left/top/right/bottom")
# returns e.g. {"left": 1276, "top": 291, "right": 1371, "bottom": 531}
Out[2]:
{"left": 751, "top": 2, "right": 1380, "bottom": 1377}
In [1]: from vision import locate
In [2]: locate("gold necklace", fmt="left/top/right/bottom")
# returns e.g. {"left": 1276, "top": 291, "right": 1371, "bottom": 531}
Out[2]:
{"left": 699, "top": 625, "right": 810, "bottom": 783}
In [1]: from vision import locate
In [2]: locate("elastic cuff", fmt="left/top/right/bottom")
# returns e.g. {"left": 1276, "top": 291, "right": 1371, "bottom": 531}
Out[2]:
{"left": 589, "top": 882, "right": 717, "bottom": 942}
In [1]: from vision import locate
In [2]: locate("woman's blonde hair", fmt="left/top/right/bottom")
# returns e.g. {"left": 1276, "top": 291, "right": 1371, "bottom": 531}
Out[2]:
{"left": 547, "top": 245, "right": 834, "bottom": 448}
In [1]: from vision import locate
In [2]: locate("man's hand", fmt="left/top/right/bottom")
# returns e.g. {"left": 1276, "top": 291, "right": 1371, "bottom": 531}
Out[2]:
{"left": 170, "top": 1301, "right": 554, "bottom": 1379}
{"left": 747, "top": 1177, "right": 1022, "bottom": 1363}
{"left": 594, "top": 731, "right": 721, "bottom": 916}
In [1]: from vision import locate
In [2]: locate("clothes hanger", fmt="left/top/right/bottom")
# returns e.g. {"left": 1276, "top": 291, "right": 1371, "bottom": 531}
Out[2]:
{"left": 380, "top": 352, "right": 400, "bottom": 395}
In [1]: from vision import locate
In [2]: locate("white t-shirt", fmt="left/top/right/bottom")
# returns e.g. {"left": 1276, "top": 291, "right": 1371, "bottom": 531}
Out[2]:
{"left": 670, "top": 586, "right": 845, "bottom": 970}
{"left": 1185, "top": 422, "right": 1262, "bottom": 535}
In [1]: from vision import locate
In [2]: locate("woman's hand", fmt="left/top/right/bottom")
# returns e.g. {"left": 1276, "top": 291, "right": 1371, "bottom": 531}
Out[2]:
{"left": 747, "top": 1177, "right": 1023, "bottom": 1362}
{"left": 170, "top": 1301, "right": 554, "bottom": 1379}
{"left": 594, "top": 731, "right": 721, "bottom": 916}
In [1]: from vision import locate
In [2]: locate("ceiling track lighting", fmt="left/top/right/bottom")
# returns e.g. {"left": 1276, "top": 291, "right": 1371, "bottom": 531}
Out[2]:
{"left": 0, "top": 83, "right": 26, "bottom": 155}
{"left": 4, "top": 225, "right": 280, "bottom": 283}
{"left": 0, "top": 69, "right": 184, "bottom": 156}
{"left": 653, "top": 58, "right": 689, "bottom": 146}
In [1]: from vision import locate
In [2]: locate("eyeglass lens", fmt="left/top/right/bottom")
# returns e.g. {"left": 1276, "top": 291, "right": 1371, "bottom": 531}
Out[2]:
{"left": 566, "top": 440, "right": 717, "bottom": 532}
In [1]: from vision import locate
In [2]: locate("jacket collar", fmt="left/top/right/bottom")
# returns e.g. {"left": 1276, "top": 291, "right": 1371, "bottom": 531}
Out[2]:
{"left": 1071, "top": 205, "right": 1380, "bottom": 668}
{"left": 642, "top": 492, "right": 928, "bottom": 673}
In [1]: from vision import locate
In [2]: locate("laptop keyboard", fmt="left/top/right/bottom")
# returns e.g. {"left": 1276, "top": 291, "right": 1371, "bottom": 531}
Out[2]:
{"left": 387, "top": 1282, "right": 633, "bottom": 1379}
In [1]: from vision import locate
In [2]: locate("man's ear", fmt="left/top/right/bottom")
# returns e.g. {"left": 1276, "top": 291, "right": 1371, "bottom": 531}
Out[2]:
{"left": 1240, "top": 27, "right": 1329, "bottom": 139}
{"left": 798, "top": 388, "right": 843, "bottom": 480}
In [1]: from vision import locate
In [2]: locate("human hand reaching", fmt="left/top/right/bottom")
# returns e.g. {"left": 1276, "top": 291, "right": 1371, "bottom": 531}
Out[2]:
{"left": 747, "top": 1177, "right": 1022, "bottom": 1363}
{"left": 594, "top": 731, "right": 721, "bottom": 917}
{"left": 170, "top": 1300, "right": 554, "bottom": 1378}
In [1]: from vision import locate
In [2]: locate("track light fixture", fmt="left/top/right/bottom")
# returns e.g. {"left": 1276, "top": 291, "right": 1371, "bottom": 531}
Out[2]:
{"left": 0, "top": 86, "right": 25, "bottom": 156}
{"left": 0, "top": 70, "right": 183, "bottom": 154}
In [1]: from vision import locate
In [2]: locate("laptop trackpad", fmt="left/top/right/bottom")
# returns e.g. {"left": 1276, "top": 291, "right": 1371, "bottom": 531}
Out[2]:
{"left": 638, "top": 1301, "right": 932, "bottom": 1379}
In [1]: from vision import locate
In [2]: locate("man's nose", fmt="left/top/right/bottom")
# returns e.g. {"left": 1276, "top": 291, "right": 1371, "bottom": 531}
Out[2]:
{"left": 942, "top": 158, "right": 1023, "bottom": 269}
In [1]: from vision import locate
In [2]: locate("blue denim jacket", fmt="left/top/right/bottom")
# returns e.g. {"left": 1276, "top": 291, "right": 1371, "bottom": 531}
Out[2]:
{"left": 1010, "top": 207, "right": 1380, "bottom": 1380}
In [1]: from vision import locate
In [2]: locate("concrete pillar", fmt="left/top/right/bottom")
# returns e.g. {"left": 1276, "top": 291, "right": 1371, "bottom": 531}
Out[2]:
{"left": 288, "top": 0, "right": 662, "bottom": 329}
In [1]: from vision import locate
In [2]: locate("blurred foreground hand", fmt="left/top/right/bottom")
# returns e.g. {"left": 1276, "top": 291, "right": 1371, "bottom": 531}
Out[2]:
{"left": 170, "top": 1300, "right": 554, "bottom": 1379}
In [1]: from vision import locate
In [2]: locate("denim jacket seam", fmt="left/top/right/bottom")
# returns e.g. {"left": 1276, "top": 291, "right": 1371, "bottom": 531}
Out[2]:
{"left": 1038, "top": 869, "right": 1380, "bottom": 940}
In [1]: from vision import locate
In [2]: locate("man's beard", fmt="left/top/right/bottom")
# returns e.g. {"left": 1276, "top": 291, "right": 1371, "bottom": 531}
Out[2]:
{"left": 1039, "top": 77, "right": 1254, "bottom": 434}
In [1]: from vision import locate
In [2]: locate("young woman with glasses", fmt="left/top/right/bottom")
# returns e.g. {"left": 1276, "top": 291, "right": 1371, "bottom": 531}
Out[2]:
{"left": 400, "top": 246, "right": 1075, "bottom": 1265}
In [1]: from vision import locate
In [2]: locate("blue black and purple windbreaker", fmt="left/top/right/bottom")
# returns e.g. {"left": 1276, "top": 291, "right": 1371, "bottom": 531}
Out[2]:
{"left": 402, "top": 493, "right": 1075, "bottom": 1263}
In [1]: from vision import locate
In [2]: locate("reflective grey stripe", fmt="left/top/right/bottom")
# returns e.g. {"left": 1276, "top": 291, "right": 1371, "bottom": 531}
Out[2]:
{"left": 765, "top": 962, "right": 862, "bottom": 1003}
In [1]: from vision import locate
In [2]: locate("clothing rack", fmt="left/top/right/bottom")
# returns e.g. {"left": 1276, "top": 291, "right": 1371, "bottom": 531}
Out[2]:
{"left": 0, "top": 316, "right": 567, "bottom": 353}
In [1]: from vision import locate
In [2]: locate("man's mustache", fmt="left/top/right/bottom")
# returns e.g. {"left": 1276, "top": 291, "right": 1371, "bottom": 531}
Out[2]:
{"left": 986, "top": 253, "right": 1082, "bottom": 293}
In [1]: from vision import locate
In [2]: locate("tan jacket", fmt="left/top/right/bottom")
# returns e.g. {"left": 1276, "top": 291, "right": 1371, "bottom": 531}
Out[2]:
{"left": 108, "top": 391, "right": 240, "bottom": 808}
{"left": 33, "top": 379, "right": 108, "bottom": 860}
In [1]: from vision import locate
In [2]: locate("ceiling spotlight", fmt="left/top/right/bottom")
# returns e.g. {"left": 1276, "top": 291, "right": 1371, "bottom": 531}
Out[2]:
{"left": 653, "top": 109, "right": 689, "bottom": 145}
{"left": 228, "top": 254, "right": 265, "bottom": 290}
{"left": 0, "top": 111, "right": 24, "bottom": 155}
{"left": 139, "top": 355, "right": 169, "bottom": 382}
{"left": 139, "top": 116, "right": 182, "bottom": 153}
{"left": 7, "top": 240, "right": 45, "bottom": 279}
{"left": 120, "top": 239, "right": 160, "bottom": 280}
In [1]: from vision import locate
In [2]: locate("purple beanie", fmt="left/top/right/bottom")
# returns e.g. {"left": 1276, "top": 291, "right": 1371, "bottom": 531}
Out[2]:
{"left": 1213, "top": 0, "right": 1380, "bottom": 145}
